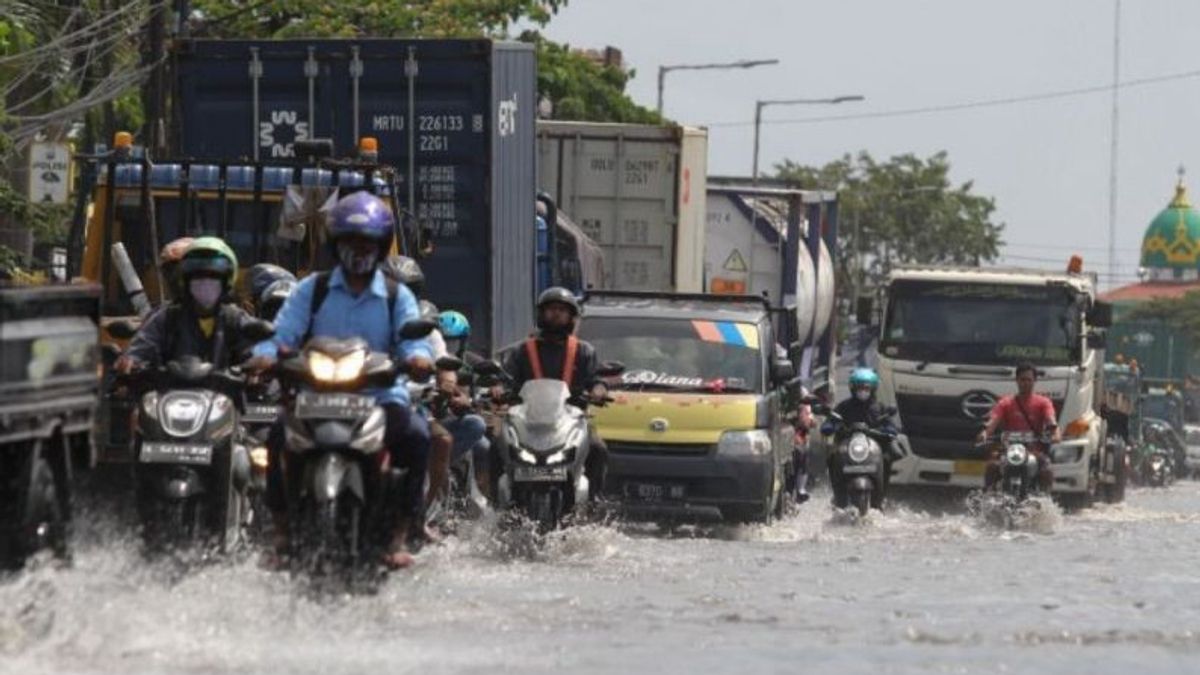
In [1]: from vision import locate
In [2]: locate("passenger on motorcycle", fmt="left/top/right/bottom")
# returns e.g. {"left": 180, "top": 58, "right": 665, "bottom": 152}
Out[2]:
{"left": 247, "top": 190, "right": 434, "bottom": 570}
{"left": 822, "top": 368, "right": 898, "bottom": 508}
{"left": 976, "top": 362, "right": 1061, "bottom": 492}
{"left": 496, "top": 287, "right": 610, "bottom": 496}
{"left": 116, "top": 236, "right": 259, "bottom": 373}
{"left": 433, "top": 310, "right": 491, "bottom": 499}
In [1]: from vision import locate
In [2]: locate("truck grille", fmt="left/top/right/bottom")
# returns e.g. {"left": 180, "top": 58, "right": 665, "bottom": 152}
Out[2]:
{"left": 895, "top": 393, "right": 1062, "bottom": 460}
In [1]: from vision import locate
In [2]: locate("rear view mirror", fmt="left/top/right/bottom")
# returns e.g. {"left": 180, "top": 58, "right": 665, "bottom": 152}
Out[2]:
{"left": 399, "top": 318, "right": 437, "bottom": 340}
{"left": 435, "top": 355, "right": 464, "bottom": 372}
{"left": 1088, "top": 301, "right": 1113, "bottom": 328}
{"left": 107, "top": 319, "right": 137, "bottom": 340}
{"left": 597, "top": 361, "right": 626, "bottom": 377}
{"left": 855, "top": 296, "right": 874, "bottom": 326}
{"left": 242, "top": 319, "right": 275, "bottom": 343}
{"left": 472, "top": 359, "right": 503, "bottom": 376}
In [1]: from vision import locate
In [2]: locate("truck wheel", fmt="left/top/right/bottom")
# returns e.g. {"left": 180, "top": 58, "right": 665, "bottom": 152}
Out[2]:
{"left": 25, "top": 454, "right": 67, "bottom": 561}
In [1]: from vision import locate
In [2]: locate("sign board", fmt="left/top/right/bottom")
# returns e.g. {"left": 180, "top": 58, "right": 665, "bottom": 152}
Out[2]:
{"left": 28, "top": 141, "right": 71, "bottom": 204}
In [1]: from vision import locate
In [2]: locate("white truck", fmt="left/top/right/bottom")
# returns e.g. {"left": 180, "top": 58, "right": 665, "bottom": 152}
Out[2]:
{"left": 865, "top": 264, "right": 1122, "bottom": 506}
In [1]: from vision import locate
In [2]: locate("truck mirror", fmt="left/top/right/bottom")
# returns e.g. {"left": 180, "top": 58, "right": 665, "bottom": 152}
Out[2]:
{"left": 1088, "top": 301, "right": 1113, "bottom": 328}
{"left": 855, "top": 296, "right": 874, "bottom": 326}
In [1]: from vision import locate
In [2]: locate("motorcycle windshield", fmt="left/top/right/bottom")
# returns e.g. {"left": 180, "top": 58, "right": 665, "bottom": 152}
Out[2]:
{"left": 520, "top": 380, "right": 570, "bottom": 427}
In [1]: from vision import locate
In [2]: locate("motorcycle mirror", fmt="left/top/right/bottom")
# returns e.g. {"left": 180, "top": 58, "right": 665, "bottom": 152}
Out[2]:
{"left": 107, "top": 319, "right": 137, "bottom": 340}
{"left": 435, "top": 355, "right": 464, "bottom": 372}
{"left": 242, "top": 319, "right": 276, "bottom": 343}
{"left": 399, "top": 318, "right": 437, "bottom": 340}
{"left": 810, "top": 403, "right": 831, "bottom": 416}
{"left": 472, "top": 359, "right": 503, "bottom": 376}
{"left": 597, "top": 361, "right": 626, "bottom": 377}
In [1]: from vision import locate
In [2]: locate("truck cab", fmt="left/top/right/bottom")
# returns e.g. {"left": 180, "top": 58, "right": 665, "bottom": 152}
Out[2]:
{"left": 579, "top": 291, "right": 798, "bottom": 523}
{"left": 871, "top": 265, "right": 1114, "bottom": 503}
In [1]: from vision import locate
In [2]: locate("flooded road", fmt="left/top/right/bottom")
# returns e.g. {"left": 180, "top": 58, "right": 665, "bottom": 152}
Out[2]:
{"left": 4, "top": 483, "right": 1200, "bottom": 674}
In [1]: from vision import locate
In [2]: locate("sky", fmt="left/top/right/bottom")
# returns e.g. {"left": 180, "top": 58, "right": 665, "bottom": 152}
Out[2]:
{"left": 537, "top": 0, "right": 1200, "bottom": 290}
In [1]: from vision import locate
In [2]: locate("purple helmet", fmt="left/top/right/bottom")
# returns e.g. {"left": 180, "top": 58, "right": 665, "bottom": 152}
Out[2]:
{"left": 328, "top": 191, "right": 395, "bottom": 247}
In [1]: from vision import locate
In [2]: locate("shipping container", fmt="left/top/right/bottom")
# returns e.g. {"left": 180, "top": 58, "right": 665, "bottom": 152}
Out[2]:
{"left": 169, "top": 38, "right": 536, "bottom": 353}
{"left": 704, "top": 179, "right": 839, "bottom": 382}
{"left": 1107, "top": 318, "right": 1196, "bottom": 384}
{"left": 536, "top": 121, "right": 707, "bottom": 293}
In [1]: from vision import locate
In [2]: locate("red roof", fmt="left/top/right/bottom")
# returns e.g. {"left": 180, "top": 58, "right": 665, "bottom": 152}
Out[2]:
{"left": 1101, "top": 281, "right": 1200, "bottom": 303}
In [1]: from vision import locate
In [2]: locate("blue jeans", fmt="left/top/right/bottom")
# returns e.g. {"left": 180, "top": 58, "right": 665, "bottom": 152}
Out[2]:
{"left": 442, "top": 414, "right": 490, "bottom": 469}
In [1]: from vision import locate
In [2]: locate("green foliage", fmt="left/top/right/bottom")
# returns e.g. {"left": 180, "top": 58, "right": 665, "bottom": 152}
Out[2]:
{"left": 775, "top": 151, "right": 1005, "bottom": 297}
{"left": 524, "top": 32, "right": 661, "bottom": 124}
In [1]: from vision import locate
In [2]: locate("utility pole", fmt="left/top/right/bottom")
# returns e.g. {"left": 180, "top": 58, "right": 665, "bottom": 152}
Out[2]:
{"left": 656, "top": 59, "right": 779, "bottom": 116}
{"left": 752, "top": 96, "right": 864, "bottom": 184}
{"left": 142, "top": 0, "right": 166, "bottom": 153}
{"left": 1107, "top": 0, "right": 1121, "bottom": 288}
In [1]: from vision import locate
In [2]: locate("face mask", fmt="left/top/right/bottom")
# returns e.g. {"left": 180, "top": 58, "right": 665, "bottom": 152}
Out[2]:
{"left": 189, "top": 277, "right": 223, "bottom": 310}
{"left": 854, "top": 389, "right": 872, "bottom": 402}
{"left": 338, "top": 242, "right": 378, "bottom": 276}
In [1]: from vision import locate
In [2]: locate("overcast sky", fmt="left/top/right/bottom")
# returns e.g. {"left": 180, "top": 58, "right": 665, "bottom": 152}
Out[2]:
{"left": 539, "top": 0, "right": 1200, "bottom": 289}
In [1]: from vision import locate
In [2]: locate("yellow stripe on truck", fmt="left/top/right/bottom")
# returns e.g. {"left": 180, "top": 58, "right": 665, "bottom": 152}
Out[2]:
{"left": 593, "top": 392, "right": 759, "bottom": 445}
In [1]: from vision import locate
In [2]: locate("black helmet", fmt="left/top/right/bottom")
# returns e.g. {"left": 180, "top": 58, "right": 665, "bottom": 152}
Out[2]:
{"left": 536, "top": 286, "right": 580, "bottom": 336}
{"left": 381, "top": 254, "right": 425, "bottom": 296}
{"left": 536, "top": 286, "right": 580, "bottom": 316}
{"left": 259, "top": 279, "right": 297, "bottom": 321}
{"left": 247, "top": 263, "right": 296, "bottom": 304}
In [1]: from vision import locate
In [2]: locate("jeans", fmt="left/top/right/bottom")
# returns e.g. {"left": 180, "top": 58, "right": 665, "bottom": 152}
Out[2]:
{"left": 442, "top": 414, "right": 490, "bottom": 468}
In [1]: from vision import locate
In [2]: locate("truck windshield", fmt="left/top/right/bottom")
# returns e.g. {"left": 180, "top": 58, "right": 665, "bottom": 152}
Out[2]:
{"left": 882, "top": 280, "right": 1081, "bottom": 366}
{"left": 579, "top": 316, "right": 763, "bottom": 392}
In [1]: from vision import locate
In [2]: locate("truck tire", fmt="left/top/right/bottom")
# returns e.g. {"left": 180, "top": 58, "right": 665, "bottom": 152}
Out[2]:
{"left": 1102, "top": 443, "right": 1127, "bottom": 504}
{"left": 25, "top": 454, "right": 67, "bottom": 561}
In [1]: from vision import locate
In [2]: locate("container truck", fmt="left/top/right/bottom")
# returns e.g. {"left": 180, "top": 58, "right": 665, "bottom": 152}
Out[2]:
{"left": 536, "top": 121, "right": 708, "bottom": 293}
{"left": 864, "top": 263, "right": 1122, "bottom": 506}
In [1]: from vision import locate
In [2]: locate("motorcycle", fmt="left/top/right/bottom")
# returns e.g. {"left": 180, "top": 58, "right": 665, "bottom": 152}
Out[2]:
{"left": 274, "top": 320, "right": 444, "bottom": 571}
{"left": 1134, "top": 441, "right": 1175, "bottom": 488}
{"left": 817, "top": 406, "right": 896, "bottom": 516}
{"left": 992, "top": 431, "right": 1044, "bottom": 503}
{"left": 121, "top": 352, "right": 266, "bottom": 553}
{"left": 474, "top": 359, "right": 622, "bottom": 532}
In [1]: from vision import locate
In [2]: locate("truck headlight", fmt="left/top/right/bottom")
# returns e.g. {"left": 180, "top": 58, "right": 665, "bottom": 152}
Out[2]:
{"left": 718, "top": 429, "right": 772, "bottom": 456}
{"left": 1051, "top": 444, "right": 1082, "bottom": 464}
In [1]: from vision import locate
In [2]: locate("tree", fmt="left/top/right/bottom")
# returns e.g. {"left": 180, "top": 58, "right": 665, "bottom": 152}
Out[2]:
{"left": 524, "top": 32, "right": 661, "bottom": 124}
{"left": 775, "top": 151, "right": 1004, "bottom": 299}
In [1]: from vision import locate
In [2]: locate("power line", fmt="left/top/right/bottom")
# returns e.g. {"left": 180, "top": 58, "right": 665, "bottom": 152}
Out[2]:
{"left": 704, "top": 67, "right": 1200, "bottom": 129}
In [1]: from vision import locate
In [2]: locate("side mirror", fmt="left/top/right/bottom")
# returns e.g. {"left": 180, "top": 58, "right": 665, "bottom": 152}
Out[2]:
{"left": 107, "top": 319, "right": 138, "bottom": 340}
{"left": 472, "top": 359, "right": 503, "bottom": 376}
{"left": 855, "top": 296, "right": 874, "bottom": 326}
{"left": 811, "top": 403, "right": 831, "bottom": 416}
{"left": 1087, "top": 331, "right": 1107, "bottom": 350}
{"left": 597, "top": 361, "right": 626, "bottom": 378}
{"left": 1088, "top": 301, "right": 1113, "bottom": 328}
{"left": 399, "top": 318, "right": 438, "bottom": 340}
{"left": 771, "top": 359, "right": 795, "bottom": 385}
{"left": 435, "top": 355, "right": 464, "bottom": 372}
{"left": 242, "top": 319, "right": 276, "bottom": 343}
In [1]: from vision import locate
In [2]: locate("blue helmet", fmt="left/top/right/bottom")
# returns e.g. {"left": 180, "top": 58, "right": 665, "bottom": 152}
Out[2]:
{"left": 328, "top": 191, "right": 395, "bottom": 247}
{"left": 438, "top": 310, "right": 470, "bottom": 339}
{"left": 849, "top": 368, "right": 880, "bottom": 390}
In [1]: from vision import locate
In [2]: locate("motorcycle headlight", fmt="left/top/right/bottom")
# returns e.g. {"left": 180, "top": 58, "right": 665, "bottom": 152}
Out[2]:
{"left": 160, "top": 392, "right": 206, "bottom": 437}
{"left": 846, "top": 434, "right": 872, "bottom": 463}
{"left": 1006, "top": 444, "right": 1029, "bottom": 466}
{"left": 1150, "top": 456, "right": 1165, "bottom": 470}
{"left": 545, "top": 450, "right": 567, "bottom": 465}
{"left": 718, "top": 429, "right": 772, "bottom": 456}
{"left": 307, "top": 350, "right": 365, "bottom": 383}
{"left": 250, "top": 445, "right": 269, "bottom": 470}
{"left": 515, "top": 448, "right": 538, "bottom": 464}
{"left": 141, "top": 391, "right": 159, "bottom": 421}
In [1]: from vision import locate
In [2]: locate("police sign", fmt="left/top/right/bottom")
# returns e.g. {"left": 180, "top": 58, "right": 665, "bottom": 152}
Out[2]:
{"left": 28, "top": 141, "right": 71, "bottom": 204}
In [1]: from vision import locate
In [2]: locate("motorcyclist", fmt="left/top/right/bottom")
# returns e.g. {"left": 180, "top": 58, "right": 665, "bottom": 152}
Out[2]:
{"left": 821, "top": 368, "right": 897, "bottom": 508}
{"left": 434, "top": 310, "right": 491, "bottom": 499}
{"left": 246, "top": 263, "right": 297, "bottom": 321}
{"left": 496, "top": 287, "right": 610, "bottom": 497}
{"left": 115, "top": 236, "right": 259, "bottom": 373}
{"left": 247, "top": 191, "right": 434, "bottom": 570}
{"left": 976, "top": 362, "right": 1061, "bottom": 492}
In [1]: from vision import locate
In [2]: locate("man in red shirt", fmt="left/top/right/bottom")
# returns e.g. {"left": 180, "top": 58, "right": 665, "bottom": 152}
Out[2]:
{"left": 976, "top": 362, "right": 1062, "bottom": 491}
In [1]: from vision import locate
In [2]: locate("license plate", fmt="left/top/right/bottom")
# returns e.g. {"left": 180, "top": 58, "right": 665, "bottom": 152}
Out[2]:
{"left": 140, "top": 442, "right": 213, "bottom": 466}
{"left": 295, "top": 392, "right": 374, "bottom": 420}
{"left": 842, "top": 465, "right": 877, "bottom": 474}
{"left": 626, "top": 482, "right": 686, "bottom": 501}
{"left": 954, "top": 460, "right": 988, "bottom": 477}
{"left": 243, "top": 404, "right": 281, "bottom": 423}
{"left": 513, "top": 465, "right": 567, "bottom": 482}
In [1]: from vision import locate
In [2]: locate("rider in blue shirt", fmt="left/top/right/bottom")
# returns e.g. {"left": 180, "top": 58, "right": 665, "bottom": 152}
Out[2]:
{"left": 249, "top": 191, "right": 433, "bottom": 569}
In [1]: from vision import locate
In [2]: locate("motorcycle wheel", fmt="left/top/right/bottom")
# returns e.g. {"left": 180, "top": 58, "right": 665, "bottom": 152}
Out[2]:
{"left": 851, "top": 489, "right": 871, "bottom": 517}
{"left": 525, "top": 489, "right": 561, "bottom": 533}
{"left": 314, "top": 497, "right": 361, "bottom": 570}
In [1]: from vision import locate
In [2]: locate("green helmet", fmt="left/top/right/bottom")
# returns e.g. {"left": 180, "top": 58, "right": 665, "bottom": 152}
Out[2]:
{"left": 180, "top": 236, "right": 239, "bottom": 287}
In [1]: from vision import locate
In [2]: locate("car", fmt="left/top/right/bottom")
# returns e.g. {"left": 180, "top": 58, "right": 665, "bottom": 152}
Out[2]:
{"left": 579, "top": 291, "right": 801, "bottom": 524}
{"left": 1183, "top": 424, "right": 1200, "bottom": 477}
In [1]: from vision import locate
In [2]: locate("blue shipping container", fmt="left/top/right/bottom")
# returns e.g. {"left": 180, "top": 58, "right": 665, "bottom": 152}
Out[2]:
{"left": 171, "top": 38, "right": 536, "bottom": 353}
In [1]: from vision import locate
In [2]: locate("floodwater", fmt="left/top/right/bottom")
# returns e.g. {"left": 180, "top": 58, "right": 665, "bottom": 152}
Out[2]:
{"left": 4, "top": 483, "right": 1200, "bottom": 674}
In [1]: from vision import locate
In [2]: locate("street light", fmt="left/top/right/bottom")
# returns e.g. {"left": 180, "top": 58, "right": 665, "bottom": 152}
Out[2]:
{"left": 752, "top": 95, "right": 865, "bottom": 184}
{"left": 656, "top": 59, "right": 780, "bottom": 116}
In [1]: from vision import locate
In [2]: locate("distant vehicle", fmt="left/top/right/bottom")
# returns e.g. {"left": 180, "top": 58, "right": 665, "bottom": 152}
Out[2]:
{"left": 1183, "top": 424, "right": 1200, "bottom": 478}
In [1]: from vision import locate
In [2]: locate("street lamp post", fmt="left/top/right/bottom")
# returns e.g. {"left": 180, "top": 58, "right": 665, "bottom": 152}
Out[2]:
{"left": 656, "top": 59, "right": 779, "bottom": 116}
{"left": 752, "top": 95, "right": 864, "bottom": 184}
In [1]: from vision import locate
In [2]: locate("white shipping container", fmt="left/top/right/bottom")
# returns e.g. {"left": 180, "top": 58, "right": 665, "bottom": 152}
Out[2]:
{"left": 537, "top": 121, "right": 707, "bottom": 292}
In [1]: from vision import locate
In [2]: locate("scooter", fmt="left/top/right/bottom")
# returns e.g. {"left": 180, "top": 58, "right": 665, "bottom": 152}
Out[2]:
{"left": 274, "top": 320, "right": 445, "bottom": 572}
{"left": 1135, "top": 442, "right": 1175, "bottom": 488}
{"left": 474, "top": 359, "right": 622, "bottom": 532}
{"left": 817, "top": 406, "right": 896, "bottom": 516}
